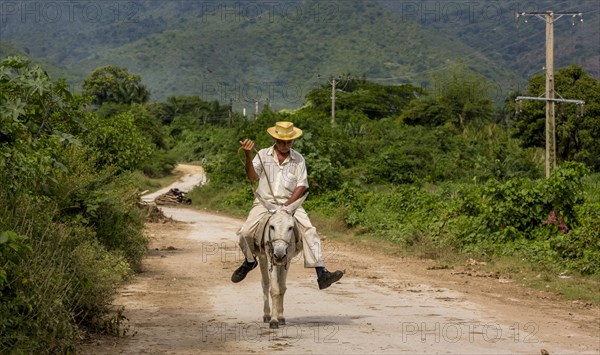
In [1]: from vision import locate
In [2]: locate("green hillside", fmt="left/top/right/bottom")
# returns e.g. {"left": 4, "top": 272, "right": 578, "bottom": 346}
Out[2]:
{"left": 380, "top": 0, "right": 599, "bottom": 79}
{"left": 0, "top": 42, "right": 87, "bottom": 87}
{"left": 1, "top": 0, "right": 597, "bottom": 109}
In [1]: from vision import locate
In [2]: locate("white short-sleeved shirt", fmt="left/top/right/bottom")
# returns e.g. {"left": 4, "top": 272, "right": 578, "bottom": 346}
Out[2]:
{"left": 253, "top": 146, "right": 308, "bottom": 204}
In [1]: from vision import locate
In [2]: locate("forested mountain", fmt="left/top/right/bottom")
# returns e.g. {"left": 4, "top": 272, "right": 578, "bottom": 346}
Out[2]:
{"left": 379, "top": 0, "right": 599, "bottom": 78}
{"left": 1, "top": 0, "right": 598, "bottom": 109}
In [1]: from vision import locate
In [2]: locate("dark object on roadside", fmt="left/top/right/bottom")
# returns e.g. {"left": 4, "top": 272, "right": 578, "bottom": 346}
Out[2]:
{"left": 137, "top": 201, "right": 174, "bottom": 223}
{"left": 155, "top": 188, "right": 192, "bottom": 206}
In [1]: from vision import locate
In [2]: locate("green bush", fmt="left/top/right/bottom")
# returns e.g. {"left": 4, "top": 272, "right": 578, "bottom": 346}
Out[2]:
{"left": 550, "top": 201, "right": 600, "bottom": 274}
{"left": 306, "top": 163, "right": 598, "bottom": 275}
{"left": 304, "top": 183, "right": 364, "bottom": 222}
{"left": 0, "top": 180, "right": 141, "bottom": 353}
{"left": 0, "top": 57, "right": 148, "bottom": 351}
{"left": 69, "top": 238, "right": 132, "bottom": 323}
{"left": 433, "top": 163, "right": 596, "bottom": 273}
{"left": 83, "top": 111, "right": 153, "bottom": 172}
{"left": 0, "top": 194, "right": 131, "bottom": 353}
{"left": 0, "top": 221, "right": 133, "bottom": 353}
{"left": 49, "top": 147, "right": 148, "bottom": 270}
{"left": 141, "top": 149, "right": 177, "bottom": 178}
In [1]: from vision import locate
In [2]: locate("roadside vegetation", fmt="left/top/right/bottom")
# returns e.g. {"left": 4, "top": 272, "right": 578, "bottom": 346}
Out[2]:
{"left": 1, "top": 56, "right": 599, "bottom": 352}
{"left": 0, "top": 58, "right": 162, "bottom": 352}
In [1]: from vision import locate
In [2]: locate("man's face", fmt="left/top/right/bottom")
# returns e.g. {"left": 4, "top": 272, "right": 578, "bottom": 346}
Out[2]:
{"left": 274, "top": 139, "right": 294, "bottom": 154}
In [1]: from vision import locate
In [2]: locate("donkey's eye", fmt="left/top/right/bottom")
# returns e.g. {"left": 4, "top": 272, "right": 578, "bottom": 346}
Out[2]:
{"left": 270, "top": 225, "right": 275, "bottom": 230}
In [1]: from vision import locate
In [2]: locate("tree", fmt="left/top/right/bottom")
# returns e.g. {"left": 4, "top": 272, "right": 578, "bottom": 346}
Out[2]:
{"left": 510, "top": 65, "right": 600, "bottom": 170}
{"left": 400, "top": 65, "right": 494, "bottom": 127}
{"left": 82, "top": 65, "right": 150, "bottom": 106}
{"left": 305, "top": 78, "right": 422, "bottom": 120}
{"left": 83, "top": 111, "right": 153, "bottom": 171}
{"left": 399, "top": 96, "right": 452, "bottom": 126}
{"left": 0, "top": 56, "right": 84, "bottom": 192}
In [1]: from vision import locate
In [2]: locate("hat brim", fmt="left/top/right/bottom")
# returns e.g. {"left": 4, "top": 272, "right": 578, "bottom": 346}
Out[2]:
{"left": 267, "top": 127, "right": 303, "bottom": 141}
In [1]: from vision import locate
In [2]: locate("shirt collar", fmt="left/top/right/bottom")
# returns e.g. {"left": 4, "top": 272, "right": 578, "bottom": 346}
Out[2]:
{"left": 267, "top": 145, "right": 296, "bottom": 161}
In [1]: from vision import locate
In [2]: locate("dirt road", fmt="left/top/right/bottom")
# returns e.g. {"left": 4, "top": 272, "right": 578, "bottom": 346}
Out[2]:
{"left": 81, "top": 166, "right": 599, "bottom": 354}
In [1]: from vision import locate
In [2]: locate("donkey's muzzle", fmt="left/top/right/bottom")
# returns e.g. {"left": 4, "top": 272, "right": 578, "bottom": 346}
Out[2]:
{"left": 273, "top": 255, "right": 287, "bottom": 265}
{"left": 271, "top": 241, "right": 289, "bottom": 265}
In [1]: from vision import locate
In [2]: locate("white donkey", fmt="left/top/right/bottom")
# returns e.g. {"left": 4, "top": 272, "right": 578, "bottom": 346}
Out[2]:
{"left": 253, "top": 193, "right": 307, "bottom": 329}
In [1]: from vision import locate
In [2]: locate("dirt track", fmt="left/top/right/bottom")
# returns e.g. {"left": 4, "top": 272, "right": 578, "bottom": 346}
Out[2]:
{"left": 81, "top": 166, "right": 599, "bottom": 354}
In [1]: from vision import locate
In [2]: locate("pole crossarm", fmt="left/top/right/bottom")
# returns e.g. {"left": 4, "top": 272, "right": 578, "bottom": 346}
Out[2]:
{"left": 515, "top": 96, "right": 585, "bottom": 105}
{"left": 516, "top": 11, "right": 583, "bottom": 23}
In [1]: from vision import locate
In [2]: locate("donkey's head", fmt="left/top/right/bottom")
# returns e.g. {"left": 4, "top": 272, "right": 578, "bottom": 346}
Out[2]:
{"left": 256, "top": 193, "right": 308, "bottom": 266}
{"left": 267, "top": 211, "right": 296, "bottom": 265}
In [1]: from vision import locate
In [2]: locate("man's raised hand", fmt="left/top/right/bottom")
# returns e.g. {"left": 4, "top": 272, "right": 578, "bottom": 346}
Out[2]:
{"left": 239, "top": 138, "right": 254, "bottom": 153}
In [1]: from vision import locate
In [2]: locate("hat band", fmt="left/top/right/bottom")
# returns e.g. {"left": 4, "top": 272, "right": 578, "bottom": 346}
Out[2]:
{"left": 275, "top": 129, "right": 294, "bottom": 137}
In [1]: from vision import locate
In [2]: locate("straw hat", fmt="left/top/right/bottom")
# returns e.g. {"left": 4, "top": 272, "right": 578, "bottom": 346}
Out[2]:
{"left": 267, "top": 121, "right": 303, "bottom": 141}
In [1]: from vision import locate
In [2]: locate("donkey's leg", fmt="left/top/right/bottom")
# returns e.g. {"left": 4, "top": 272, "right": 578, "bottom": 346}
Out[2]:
{"left": 258, "top": 254, "right": 271, "bottom": 323}
{"left": 277, "top": 266, "right": 289, "bottom": 326}
{"left": 269, "top": 266, "right": 283, "bottom": 329}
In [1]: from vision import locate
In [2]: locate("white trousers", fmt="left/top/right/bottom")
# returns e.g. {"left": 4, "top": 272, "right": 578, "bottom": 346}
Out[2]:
{"left": 237, "top": 202, "right": 326, "bottom": 268}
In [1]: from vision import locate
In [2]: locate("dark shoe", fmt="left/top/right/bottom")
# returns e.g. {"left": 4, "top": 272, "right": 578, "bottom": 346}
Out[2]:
{"left": 231, "top": 259, "right": 258, "bottom": 283}
{"left": 317, "top": 269, "right": 344, "bottom": 290}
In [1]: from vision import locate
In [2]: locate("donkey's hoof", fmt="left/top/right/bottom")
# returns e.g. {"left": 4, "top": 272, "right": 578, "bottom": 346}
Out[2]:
{"left": 269, "top": 320, "right": 279, "bottom": 329}
{"left": 279, "top": 318, "right": 286, "bottom": 326}
{"left": 263, "top": 315, "right": 271, "bottom": 323}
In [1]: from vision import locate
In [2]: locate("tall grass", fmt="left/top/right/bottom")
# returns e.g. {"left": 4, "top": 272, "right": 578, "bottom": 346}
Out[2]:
{"left": 0, "top": 148, "right": 146, "bottom": 352}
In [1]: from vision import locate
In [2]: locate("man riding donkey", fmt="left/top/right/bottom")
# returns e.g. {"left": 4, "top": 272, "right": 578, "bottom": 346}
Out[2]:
{"left": 232, "top": 121, "right": 344, "bottom": 290}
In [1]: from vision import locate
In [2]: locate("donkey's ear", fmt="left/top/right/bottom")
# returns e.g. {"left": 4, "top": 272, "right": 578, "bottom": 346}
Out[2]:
{"left": 287, "top": 192, "right": 308, "bottom": 216}
{"left": 255, "top": 192, "right": 278, "bottom": 213}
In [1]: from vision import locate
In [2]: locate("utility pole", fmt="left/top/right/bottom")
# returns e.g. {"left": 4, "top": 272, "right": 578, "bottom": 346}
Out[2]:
{"left": 546, "top": 12, "right": 555, "bottom": 174}
{"left": 516, "top": 10, "right": 583, "bottom": 177}
{"left": 331, "top": 78, "right": 336, "bottom": 125}
{"left": 317, "top": 74, "right": 351, "bottom": 126}
{"left": 229, "top": 98, "right": 233, "bottom": 126}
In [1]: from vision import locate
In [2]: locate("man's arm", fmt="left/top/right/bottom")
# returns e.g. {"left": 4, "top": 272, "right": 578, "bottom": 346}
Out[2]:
{"left": 240, "top": 139, "right": 259, "bottom": 182}
{"left": 284, "top": 186, "right": 307, "bottom": 207}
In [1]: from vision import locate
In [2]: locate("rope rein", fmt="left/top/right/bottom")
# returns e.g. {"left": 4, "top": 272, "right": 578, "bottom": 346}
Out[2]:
{"left": 237, "top": 146, "right": 280, "bottom": 206}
